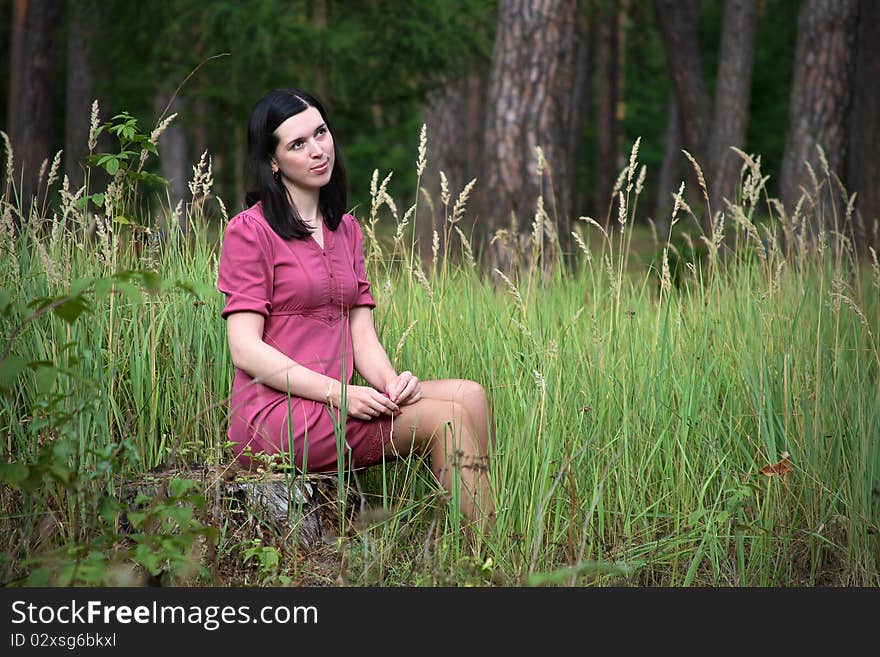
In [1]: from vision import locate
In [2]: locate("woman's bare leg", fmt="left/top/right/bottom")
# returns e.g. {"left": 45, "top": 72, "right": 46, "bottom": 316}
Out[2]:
{"left": 418, "top": 379, "right": 497, "bottom": 452}
{"left": 384, "top": 392, "right": 495, "bottom": 530}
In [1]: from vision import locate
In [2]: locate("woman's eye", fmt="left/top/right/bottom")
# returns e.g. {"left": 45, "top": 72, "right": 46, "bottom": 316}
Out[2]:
{"left": 317, "top": 127, "right": 327, "bottom": 136}
{"left": 292, "top": 142, "right": 303, "bottom": 150}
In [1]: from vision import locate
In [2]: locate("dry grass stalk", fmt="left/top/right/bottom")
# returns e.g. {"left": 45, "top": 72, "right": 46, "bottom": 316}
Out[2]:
{"left": 670, "top": 181, "right": 686, "bottom": 227}
{"left": 394, "top": 203, "right": 415, "bottom": 250}
{"left": 394, "top": 319, "right": 419, "bottom": 362}
{"left": 2, "top": 130, "right": 15, "bottom": 189}
{"left": 869, "top": 247, "right": 879, "bottom": 290}
{"left": 150, "top": 112, "right": 177, "bottom": 145}
{"left": 454, "top": 225, "right": 476, "bottom": 269}
{"left": 439, "top": 171, "right": 450, "bottom": 208}
{"left": 626, "top": 137, "right": 641, "bottom": 193}
{"left": 88, "top": 100, "right": 100, "bottom": 152}
{"left": 187, "top": 150, "right": 213, "bottom": 200}
{"left": 46, "top": 150, "right": 62, "bottom": 192}
{"left": 36, "top": 239, "right": 62, "bottom": 288}
{"left": 682, "top": 149, "right": 709, "bottom": 210}
{"left": 571, "top": 229, "right": 590, "bottom": 259}
{"left": 635, "top": 164, "right": 646, "bottom": 196}
{"left": 417, "top": 124, "right": 427, "bottom": 177}
{"left": 0, "top": 203, "right": 15, "bottom": 260}
{"left": 216, "top": 196, "right": 228, "bottom": 223}
{"left": 450, "top": 178, "right": 475, "bottom": 225}
{"left": 660, "top": 247, "right": 672, "bottom": 296}
{"left": 410, "top": 261, "right": 433, "bottom": 301}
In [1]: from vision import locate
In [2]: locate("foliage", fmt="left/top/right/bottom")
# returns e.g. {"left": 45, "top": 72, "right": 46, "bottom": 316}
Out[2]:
{"left": 1, "top": 105, "right": 878, "bottom": 587}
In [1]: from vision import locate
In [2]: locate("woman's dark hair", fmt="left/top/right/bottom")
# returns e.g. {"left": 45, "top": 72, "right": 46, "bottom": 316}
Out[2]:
{"left": 245, "top": 88, "right": 347, "bottom": 239}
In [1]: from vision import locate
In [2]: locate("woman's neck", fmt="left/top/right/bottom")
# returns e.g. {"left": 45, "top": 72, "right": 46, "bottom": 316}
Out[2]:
{"left": 284, "top": 184, "right": 321, "bottom": 227}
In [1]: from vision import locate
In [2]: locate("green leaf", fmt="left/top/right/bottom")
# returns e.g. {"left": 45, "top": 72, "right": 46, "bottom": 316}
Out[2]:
{"left": 135, "top": 171, "right": 168, "bottom": 187}
{"left": 127, "top": 511, "right": 147, "bottom": 528}
{"left": 104, "top": 158, "right": 119, "bottom": 176}
{"left": 94, "top": 278, "right": 113, "bottom": 300}
{"left": 25, "top": 568, "right": 52, "bottom": 586}
{"left": 0, "top": 461, "right": 29, "bottom": 485}
{"left": 113, "top": 280, "right": 142, "bottom": 306}
{"left": 139, "top": 270, "right": 163, "bottom": 293}
{"left": 99, "top": 495, "right": 122, "bottom": 525}
{"left": 0, "top": 289, "right": 12, "bottom": 314}
{"left": 134, "top": 543, "right": 163, "bottom": 575}
{"left": 112, "top": 215, "right": 133, "bottom": 225}
{"left": 169, "top": 478, "right": 198, "bottom": 497}
{"left": 34, "top": 364, "right": 59, "bottom": 395}
{"left": 47, "top": 463, "right": 74, "bottom": 486}
{"left": 0, "top": 356, "right": 29, "bottom": 391}
{"left": 52, "top": 295, "right": 91, "bottom": 324}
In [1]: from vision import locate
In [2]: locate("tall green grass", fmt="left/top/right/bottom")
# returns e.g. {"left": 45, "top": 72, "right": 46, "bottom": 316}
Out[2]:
{"left": 1, "top": 115, "right": 877, "bottom": 586}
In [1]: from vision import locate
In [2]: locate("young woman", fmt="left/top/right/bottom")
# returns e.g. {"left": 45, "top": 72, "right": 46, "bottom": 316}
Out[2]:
{"left": 217, "top": 88, "right": 496, "bottom": 528}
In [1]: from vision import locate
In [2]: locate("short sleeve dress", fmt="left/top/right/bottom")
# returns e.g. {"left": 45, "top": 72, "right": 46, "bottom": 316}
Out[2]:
{"left": 217, "top": 202, "right": 393, "bottom": 471}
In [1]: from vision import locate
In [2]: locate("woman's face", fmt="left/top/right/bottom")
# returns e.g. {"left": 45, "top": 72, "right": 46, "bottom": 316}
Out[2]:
{"left": 271, "top": 106, "right": 335, "bottom": 193}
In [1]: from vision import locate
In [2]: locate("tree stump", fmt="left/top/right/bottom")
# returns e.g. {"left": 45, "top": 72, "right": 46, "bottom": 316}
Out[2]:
{"left": 117, "top": 466, "right": 361, "bottom": 551}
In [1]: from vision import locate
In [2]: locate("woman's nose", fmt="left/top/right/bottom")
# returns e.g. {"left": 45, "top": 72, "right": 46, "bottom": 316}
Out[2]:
{"left": 306, "top": 138, "right": 322, "bottom": 156}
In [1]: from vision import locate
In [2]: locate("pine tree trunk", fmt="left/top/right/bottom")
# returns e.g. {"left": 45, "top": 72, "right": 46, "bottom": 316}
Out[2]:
{"left": 570, "top": 12, "right": 595, "bottom": 219}
{"left": 482, "top": 0, "right": 577, "bottom": 272}
{"left": 153, "top": 92, "right": 189, "bottom": 233}
{"left": 64, "top": 0, "right": 95, "bottom": 194}
{"left": 596, "top": 2, "right": 620, "bottom": 230}
{"left": 708, "top": 0, "right": 758, "bottom": 211}
{"left": 847, "top": 0, "right": 880, "bottom": 251}
{"left": 7, "top": 0, "right": 62, "bottom": 221}
{"left": 653, "top": 0, "right": 711, "bottom": 169}
{"left": 779, "top": 0, "right": 858, "bottom": 230}
{"left": 654, "top": 93, "right": 681, "bottom": 233}
{"left": 420, "top": 67, "right": 488, "bottom": 264}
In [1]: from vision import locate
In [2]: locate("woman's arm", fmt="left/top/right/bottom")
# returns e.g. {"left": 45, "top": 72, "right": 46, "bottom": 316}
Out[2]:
{"left": 350, "top": 307, "right": 421, "bottom": 405}
{"left": 227, "top": 311, "right": 397, "bottom": 418}
{"left": 349, "top": 306, "right": 396, "bottom": 392}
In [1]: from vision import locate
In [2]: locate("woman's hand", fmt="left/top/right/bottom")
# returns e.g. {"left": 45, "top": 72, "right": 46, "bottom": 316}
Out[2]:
{"left": 337, "top": 385, "right": 400, "bottom": 420}
{"left": 385, "top": 371, "right": 422, "bottom": 406}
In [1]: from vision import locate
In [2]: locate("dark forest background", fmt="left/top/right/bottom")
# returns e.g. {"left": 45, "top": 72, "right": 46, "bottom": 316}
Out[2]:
{"left": 3, "top": 0, "right": 878, "bottom": 255}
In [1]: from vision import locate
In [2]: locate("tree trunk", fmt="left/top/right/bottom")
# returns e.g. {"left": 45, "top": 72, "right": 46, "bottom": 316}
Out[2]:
{"left": 654, "top": 92, "right": 681, "bottom": 232}
{"left": 708, "top": 0, "right": 758, "bottom": 210}
{"left": 482, "top": 0, "right": 577, "bottom": 272}
{"left": 153, "top": 92, "right": 189, "bottom": 233}
{"left": 7, "top": 0, "right": 63, "bottom": 220}
{"left": 847, "top": 0, "right": 880, "bottom": 251}
{"left": 596, "top": 2, "right": 620, "bottom": 230}
{"left": 779, "top": 0, "right": 858, "bottom": 230}
{"left": 311, "top": 0, "right": 329, "bottom": 102}
{"left": 419, "top": 67, "right": 487, "bottom": 264}
{"left": 65, "top": 0, "right": 95, "bottom": 194}
{"left": 570, "top": 11, "right": 595, "bottom": 219}
{"left": 653, "top": 0, "right": 712, "bottom": 169}
{"left": 119, "top": 468, "right": 361, "bottom": 554}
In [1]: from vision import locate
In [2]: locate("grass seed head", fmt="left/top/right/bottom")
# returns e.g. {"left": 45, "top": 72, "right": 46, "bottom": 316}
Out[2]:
{"left": 88, "top": 100, "right": 100, "bottom": 152}
{"left": 417, "top": 124, "right": 427, "bottom": 177}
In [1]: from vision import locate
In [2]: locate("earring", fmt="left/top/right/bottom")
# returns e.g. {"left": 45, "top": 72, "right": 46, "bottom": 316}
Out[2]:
{"left": 272, "top": 169, "right": 280, "bottom": 182}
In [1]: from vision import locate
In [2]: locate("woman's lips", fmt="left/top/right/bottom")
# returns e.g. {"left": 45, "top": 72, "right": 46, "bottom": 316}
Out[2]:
{"left": 311, "top": 161, "right": 329, "bottom": 174}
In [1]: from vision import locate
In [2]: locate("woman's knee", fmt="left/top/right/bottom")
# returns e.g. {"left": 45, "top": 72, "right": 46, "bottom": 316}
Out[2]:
{"left": 394, "top": 398, "right": 475, "bottom": 448}
{"left": 453, "top": 379, "right": 488, "bottom": 411}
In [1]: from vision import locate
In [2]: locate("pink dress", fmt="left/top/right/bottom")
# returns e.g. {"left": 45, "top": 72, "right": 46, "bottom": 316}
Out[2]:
{"left": 217, "top": 202, "right": 392, "bottom": 471}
